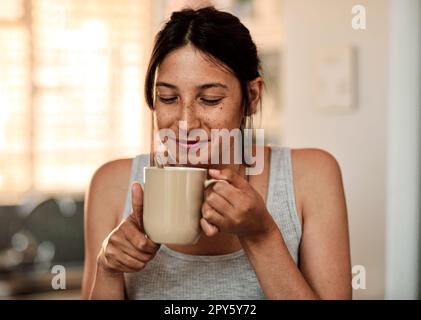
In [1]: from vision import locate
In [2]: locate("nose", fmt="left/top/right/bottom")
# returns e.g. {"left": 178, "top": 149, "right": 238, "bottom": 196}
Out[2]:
{"left": 178, "top": 102, "right": 201, "bottom": 132}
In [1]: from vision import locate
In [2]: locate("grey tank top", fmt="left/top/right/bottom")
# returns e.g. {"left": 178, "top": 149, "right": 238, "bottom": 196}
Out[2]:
{"left": 122, "top": 145, "right": 302, "bottom": 300}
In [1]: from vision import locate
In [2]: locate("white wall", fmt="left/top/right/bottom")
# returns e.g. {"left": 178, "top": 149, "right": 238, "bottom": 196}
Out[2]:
{"left": 281, "top": 0, "right": 390, "bottom": 299}
{"left": 385, "top": 0, "right": 420, "bottom": 300}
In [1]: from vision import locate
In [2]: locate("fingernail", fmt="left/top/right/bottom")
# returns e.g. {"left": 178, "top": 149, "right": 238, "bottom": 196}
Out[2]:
{"left": 209, "top": 169, "right": 220, "bottom": 175}
{"left": 131, "top": 182, "right": 140, "bottom": 190}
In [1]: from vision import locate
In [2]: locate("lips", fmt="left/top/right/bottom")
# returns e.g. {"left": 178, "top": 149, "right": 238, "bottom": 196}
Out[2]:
{"left": 170, "top": 137, "right": 209, "bottom": 149}
{"left": 178, "top": 139, "right": 199, "bottom": 145}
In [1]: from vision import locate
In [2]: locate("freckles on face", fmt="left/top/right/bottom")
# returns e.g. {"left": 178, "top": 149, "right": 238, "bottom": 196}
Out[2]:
{"left": 202, "top": 101, "right": 236, "bottom": 130}
{"left": 154, "top": 44, "right": 243, "bottom": 132}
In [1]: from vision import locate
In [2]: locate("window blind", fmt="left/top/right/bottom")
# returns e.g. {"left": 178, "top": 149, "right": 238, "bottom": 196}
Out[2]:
{"left": 0, "top": 0, "right": 152, "bottom": 204}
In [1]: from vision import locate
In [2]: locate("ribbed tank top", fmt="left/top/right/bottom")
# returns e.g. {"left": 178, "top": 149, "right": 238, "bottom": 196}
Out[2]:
{"left": 121, "top": 145, "right": 302, "bottom": 299}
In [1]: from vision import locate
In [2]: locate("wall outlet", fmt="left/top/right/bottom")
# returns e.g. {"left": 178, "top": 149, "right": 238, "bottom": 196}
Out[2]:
{"left": 314, "top": 46, "right": 357, "bottom": 112}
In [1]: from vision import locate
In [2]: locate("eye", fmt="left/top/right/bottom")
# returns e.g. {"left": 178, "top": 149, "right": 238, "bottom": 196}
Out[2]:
{"left": 158, "top": 96, "right": 178, "bottom": 104}
{"left": 200, "top": 97, "right": 223, "bottom": 106}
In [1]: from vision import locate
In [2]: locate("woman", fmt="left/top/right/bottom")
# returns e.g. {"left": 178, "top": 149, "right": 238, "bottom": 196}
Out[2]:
{"left": 82, "top": 7, "right": 351, "bottom": 300}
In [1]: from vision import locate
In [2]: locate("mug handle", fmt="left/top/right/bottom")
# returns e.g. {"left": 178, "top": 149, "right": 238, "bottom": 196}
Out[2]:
{"left": 204, "top": 179, "right": 228, "bottom": 189}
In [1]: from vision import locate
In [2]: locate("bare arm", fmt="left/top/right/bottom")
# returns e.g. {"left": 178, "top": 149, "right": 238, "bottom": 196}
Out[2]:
{"left": 82, "top": 159, "right": 161, "bottom": 300}
{"left": 295, "top": 149, "right": 352, "bottom": 299}
{"left": 240, "top": 149, "right": 352, "bottom": 299}
{"left": 81, "top": 160, "right": 130, "bottom": 299}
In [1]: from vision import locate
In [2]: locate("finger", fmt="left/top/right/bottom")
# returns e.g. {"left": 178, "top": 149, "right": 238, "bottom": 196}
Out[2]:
{"left": 210, "top": 181, "right": 241, "bottom": 208}
{"left": 200, "top": 218, "right": 219, "bottom": 237}
{"left": 205, "top": 190, "right": 234, "bottom": 215}
{"left": 123, "top": 220, "right": 160, "bottom": 254}
{"left": 202, "top": 202, "right": 225, "bottom": 228}
{"left": 122, "top": 242, "right": 154, "bottom": 262}
{"left": 131, "top": 182, "right": 144, "bottom": 229}
{"left": 125, "top": 228, "right": 160, "bottom": 254}
{"left": 112, "top": 235, "right": 154, "bottom": 262}
{"left": 116, "top": 254, "right": 146, "bottom": 271}
{"left": 208, "top": 168, "right": 249, "bottom": 189}
{"left": 107, "top": 256, "right": 138, "bottom": 273}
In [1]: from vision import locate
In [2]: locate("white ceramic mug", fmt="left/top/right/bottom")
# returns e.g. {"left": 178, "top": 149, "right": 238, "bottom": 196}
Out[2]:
{"left": 142, "top": 166, "right": 225, "bottom": 245}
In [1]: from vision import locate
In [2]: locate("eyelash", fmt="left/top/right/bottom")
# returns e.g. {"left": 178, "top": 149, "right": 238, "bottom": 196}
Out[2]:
{"left": 158, "top": 96, "right": 223, "bottom": 106}
{"left": 201, "top": 98, "right": 223, "bottom": 106}
{"left": 158, "top": 97, "right": 178, "bottom": 104}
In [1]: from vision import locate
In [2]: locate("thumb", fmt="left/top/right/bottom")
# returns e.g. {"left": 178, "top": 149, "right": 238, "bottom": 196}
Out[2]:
{"left": 130, "top": 182, "right": 144, "bottom": 230}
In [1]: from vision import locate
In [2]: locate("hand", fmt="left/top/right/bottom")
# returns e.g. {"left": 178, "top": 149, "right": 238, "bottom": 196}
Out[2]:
{"left": 97, "top": 182, "right": 160, "bottom": 275}
{"left": 200, "top": 168, "right": 276, "bottom": 240}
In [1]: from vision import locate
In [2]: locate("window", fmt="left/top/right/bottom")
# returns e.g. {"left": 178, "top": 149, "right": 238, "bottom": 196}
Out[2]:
{"left": 0, "top": 0, "right": 153, "bottom": 205}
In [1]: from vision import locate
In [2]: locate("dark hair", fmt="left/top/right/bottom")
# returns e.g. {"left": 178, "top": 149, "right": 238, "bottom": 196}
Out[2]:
{"left": 145, "top": 6, "right": 262, "bottom": 131}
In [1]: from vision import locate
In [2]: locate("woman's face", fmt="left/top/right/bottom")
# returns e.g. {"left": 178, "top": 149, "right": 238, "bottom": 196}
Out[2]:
{"left": 154, "top": 44, "right": 244, "bottom": 165}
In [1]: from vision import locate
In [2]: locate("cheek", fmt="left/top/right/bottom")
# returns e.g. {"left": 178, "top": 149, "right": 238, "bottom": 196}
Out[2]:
{"left": 202, "top": 103, "right": 242, "bottom": 130}
{"left": 155, "top": 106, "right": 177, "bottom": 128}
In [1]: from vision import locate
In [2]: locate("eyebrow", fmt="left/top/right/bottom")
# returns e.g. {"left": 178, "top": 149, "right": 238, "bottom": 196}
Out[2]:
{"left": 156, "top": 81, "right": 228, "bottom": 90}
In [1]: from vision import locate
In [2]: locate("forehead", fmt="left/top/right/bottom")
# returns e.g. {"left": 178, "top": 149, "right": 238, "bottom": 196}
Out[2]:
{"left": 156, "top": 44, "right": 238, "bottom": 87}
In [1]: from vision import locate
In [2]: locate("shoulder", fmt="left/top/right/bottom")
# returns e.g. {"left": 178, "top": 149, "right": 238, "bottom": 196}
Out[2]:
{"left": 89, "top": 158, "right": 134, "bottom": 196}
{"left": 290, "top": 148, "right": 345, "bottom": 218}
{"left": 90, "top": 158, "right": 133, "bottom": 185}
{"left": 86, "top": 158, "right": 134, "bottom": 223}
{"left": 290, "top": 148, "right": 342, "bottom": 177}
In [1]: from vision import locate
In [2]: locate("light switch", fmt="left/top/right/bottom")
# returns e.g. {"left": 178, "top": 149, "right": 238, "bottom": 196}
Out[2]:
{"left": 314, "top": 46, "right": 356, "bottom": 112}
